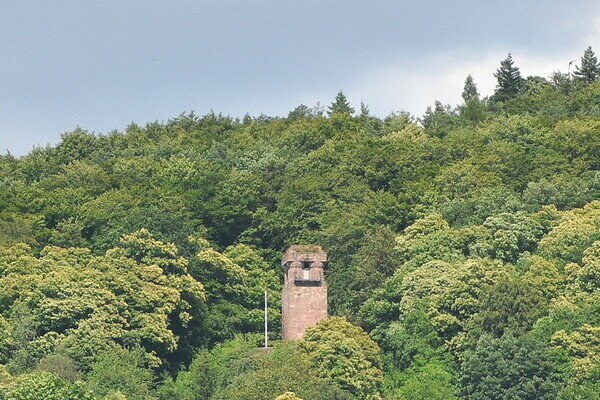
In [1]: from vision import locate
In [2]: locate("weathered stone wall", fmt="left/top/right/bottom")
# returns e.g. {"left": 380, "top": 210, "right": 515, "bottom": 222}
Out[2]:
{"left": 281, "top": 246, "right": 328, "bottom": 340}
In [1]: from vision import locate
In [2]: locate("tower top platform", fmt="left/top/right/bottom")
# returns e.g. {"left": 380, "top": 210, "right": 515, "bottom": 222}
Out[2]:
{"left": 281, "top": 245, "right": 327, "bottom": 265}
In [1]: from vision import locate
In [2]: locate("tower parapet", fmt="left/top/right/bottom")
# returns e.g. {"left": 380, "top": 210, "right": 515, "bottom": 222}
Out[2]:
{"left": 281, "top": 245, "right": 328, "bottom": 340}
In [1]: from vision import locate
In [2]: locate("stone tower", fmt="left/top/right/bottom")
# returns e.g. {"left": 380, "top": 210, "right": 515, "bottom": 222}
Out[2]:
{"left": 281, "top": 245, "right": 328, "bottom": 340}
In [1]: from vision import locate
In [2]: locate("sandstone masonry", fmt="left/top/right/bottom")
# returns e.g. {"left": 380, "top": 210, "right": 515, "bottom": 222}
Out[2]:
{"left": 281, "top": 245, "right": 328, "bottom": 340}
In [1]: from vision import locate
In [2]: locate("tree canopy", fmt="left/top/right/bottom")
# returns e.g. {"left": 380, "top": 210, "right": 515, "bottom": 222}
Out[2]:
{"left": 1, "top": 50, "right": 599, "bottom": 399}
{"left": 492, "top": 53, "right": 524, "bottom": 102}
{"left": 573, "top": 46, "right": 600, "bottom": 83}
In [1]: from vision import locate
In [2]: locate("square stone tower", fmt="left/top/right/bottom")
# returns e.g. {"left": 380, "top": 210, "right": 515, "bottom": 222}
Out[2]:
{"left": 281, "top": 245, "right": 328, "bottom": 340}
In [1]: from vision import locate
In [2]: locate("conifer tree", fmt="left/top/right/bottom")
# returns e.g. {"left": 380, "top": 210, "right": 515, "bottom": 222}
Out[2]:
{"left": 462, "top": 74, "right": 480, "bottom": 102}
{"left": 328, "top": 90, "right": 354, "bottom": 117}
{"left": 492, "top": 53, "right": 523, "bottom": 102}
{"left": 573, "top": 46, "right": 600, "bottom": 83}
{"left": 360, "top": 101, "right": 370, "bottom": 117}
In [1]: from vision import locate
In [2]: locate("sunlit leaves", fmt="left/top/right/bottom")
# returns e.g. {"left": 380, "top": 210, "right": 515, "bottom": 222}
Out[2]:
{"left": 538, "top": 201, "right": 600, "bottom": 265}
{"left": 2, "top": 371, "right": 93, "bottom": 400}
{"left": 301, "top": 317, "right": 383, "bottom": 400}
{"left": 0, "top": 230, "right": 205, "bottom": 372}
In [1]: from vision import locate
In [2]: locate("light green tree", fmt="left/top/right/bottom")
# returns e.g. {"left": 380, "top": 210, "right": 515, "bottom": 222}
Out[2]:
{"left": 300, "top": 317, "right": 383, "bottom": 400}
{"left": 3, "top": 371, "right": 93, "bottom": 400}
{"left": 462, "top": 74, "right": 479, "bottom": 101}
{"left": 86, "top": 347, "right": 156, "bottom": 400}
{"left": 394, "top": 360, "right": 458, "bottom": 400}
{"left": 0, "top": 232, "right": 205, "bottom": 372}
{"left": 275, "top": 392, "right": 303, "bottom": 400}
{"left": 537, "top": 201, "right": 600, "bottom": 266}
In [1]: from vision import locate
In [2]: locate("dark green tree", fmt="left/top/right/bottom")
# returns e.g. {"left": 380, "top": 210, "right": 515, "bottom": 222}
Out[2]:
{"left": 350, "top": 226, "right": 400, "bottom": 310}
{"left": 471, "top": 275, "right": 548, "bottom": 338}
{"left": 460, "top": 333, "right": 569, "bottom": 400}
{"left": 492, "top": 53, "right": 523, "bottom": 102}
{"left": 573, "top": 46, "right": 600, "bottom": 83}
{"left": 288, "top": 104, "right": 311, "bottom": 120}
{"left": 328, "top": 91, "right": 354, "bottom": 117}
{"left": 462, "top": 74, "right": 480, "bottom": 101}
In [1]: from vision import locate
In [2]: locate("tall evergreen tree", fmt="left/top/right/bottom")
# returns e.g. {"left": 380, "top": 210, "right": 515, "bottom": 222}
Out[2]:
{"left": 573, "top": 46, "right": 600, "bottom": 83}
{"left": 360, "top": 101, "right": 370, "bottom": 117}
{"left": 328, "top": 90, "right": 354, "bottom": 117}
{"left": 462, "top": 74, "right": 480, "bottom": 102}
{"left": 492, "top": 53, "right": 523, "bottom": 102}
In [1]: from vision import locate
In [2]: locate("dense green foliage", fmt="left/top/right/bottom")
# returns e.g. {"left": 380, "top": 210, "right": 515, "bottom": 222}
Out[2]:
{"left": 574, "top": 46, "right": 600, "bottom": 83}
{"left": 1, "top": 48, "right": 599, "bottom": 398}
{"left": 492, "top": 53, "right": 524, "bottom": 102}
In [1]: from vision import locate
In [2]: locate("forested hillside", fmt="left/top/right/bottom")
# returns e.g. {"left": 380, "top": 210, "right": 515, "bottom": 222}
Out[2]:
{"left": 0, "top": 51, "right": 599, "bottom": 399}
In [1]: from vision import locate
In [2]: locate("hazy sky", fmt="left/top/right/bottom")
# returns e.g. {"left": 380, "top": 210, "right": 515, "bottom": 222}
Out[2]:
{"left": 2, "top": 0, "right": 599, "bottom": 155}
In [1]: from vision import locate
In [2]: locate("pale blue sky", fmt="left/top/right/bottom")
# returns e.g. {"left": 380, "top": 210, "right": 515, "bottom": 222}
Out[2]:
{"left": 2, "top": 0, "right": 599, "bottom": 155}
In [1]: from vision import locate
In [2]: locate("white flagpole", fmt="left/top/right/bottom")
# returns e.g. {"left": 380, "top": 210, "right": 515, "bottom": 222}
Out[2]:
{"left": 264, "top": 290, "right": 268, "bottom": 348}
